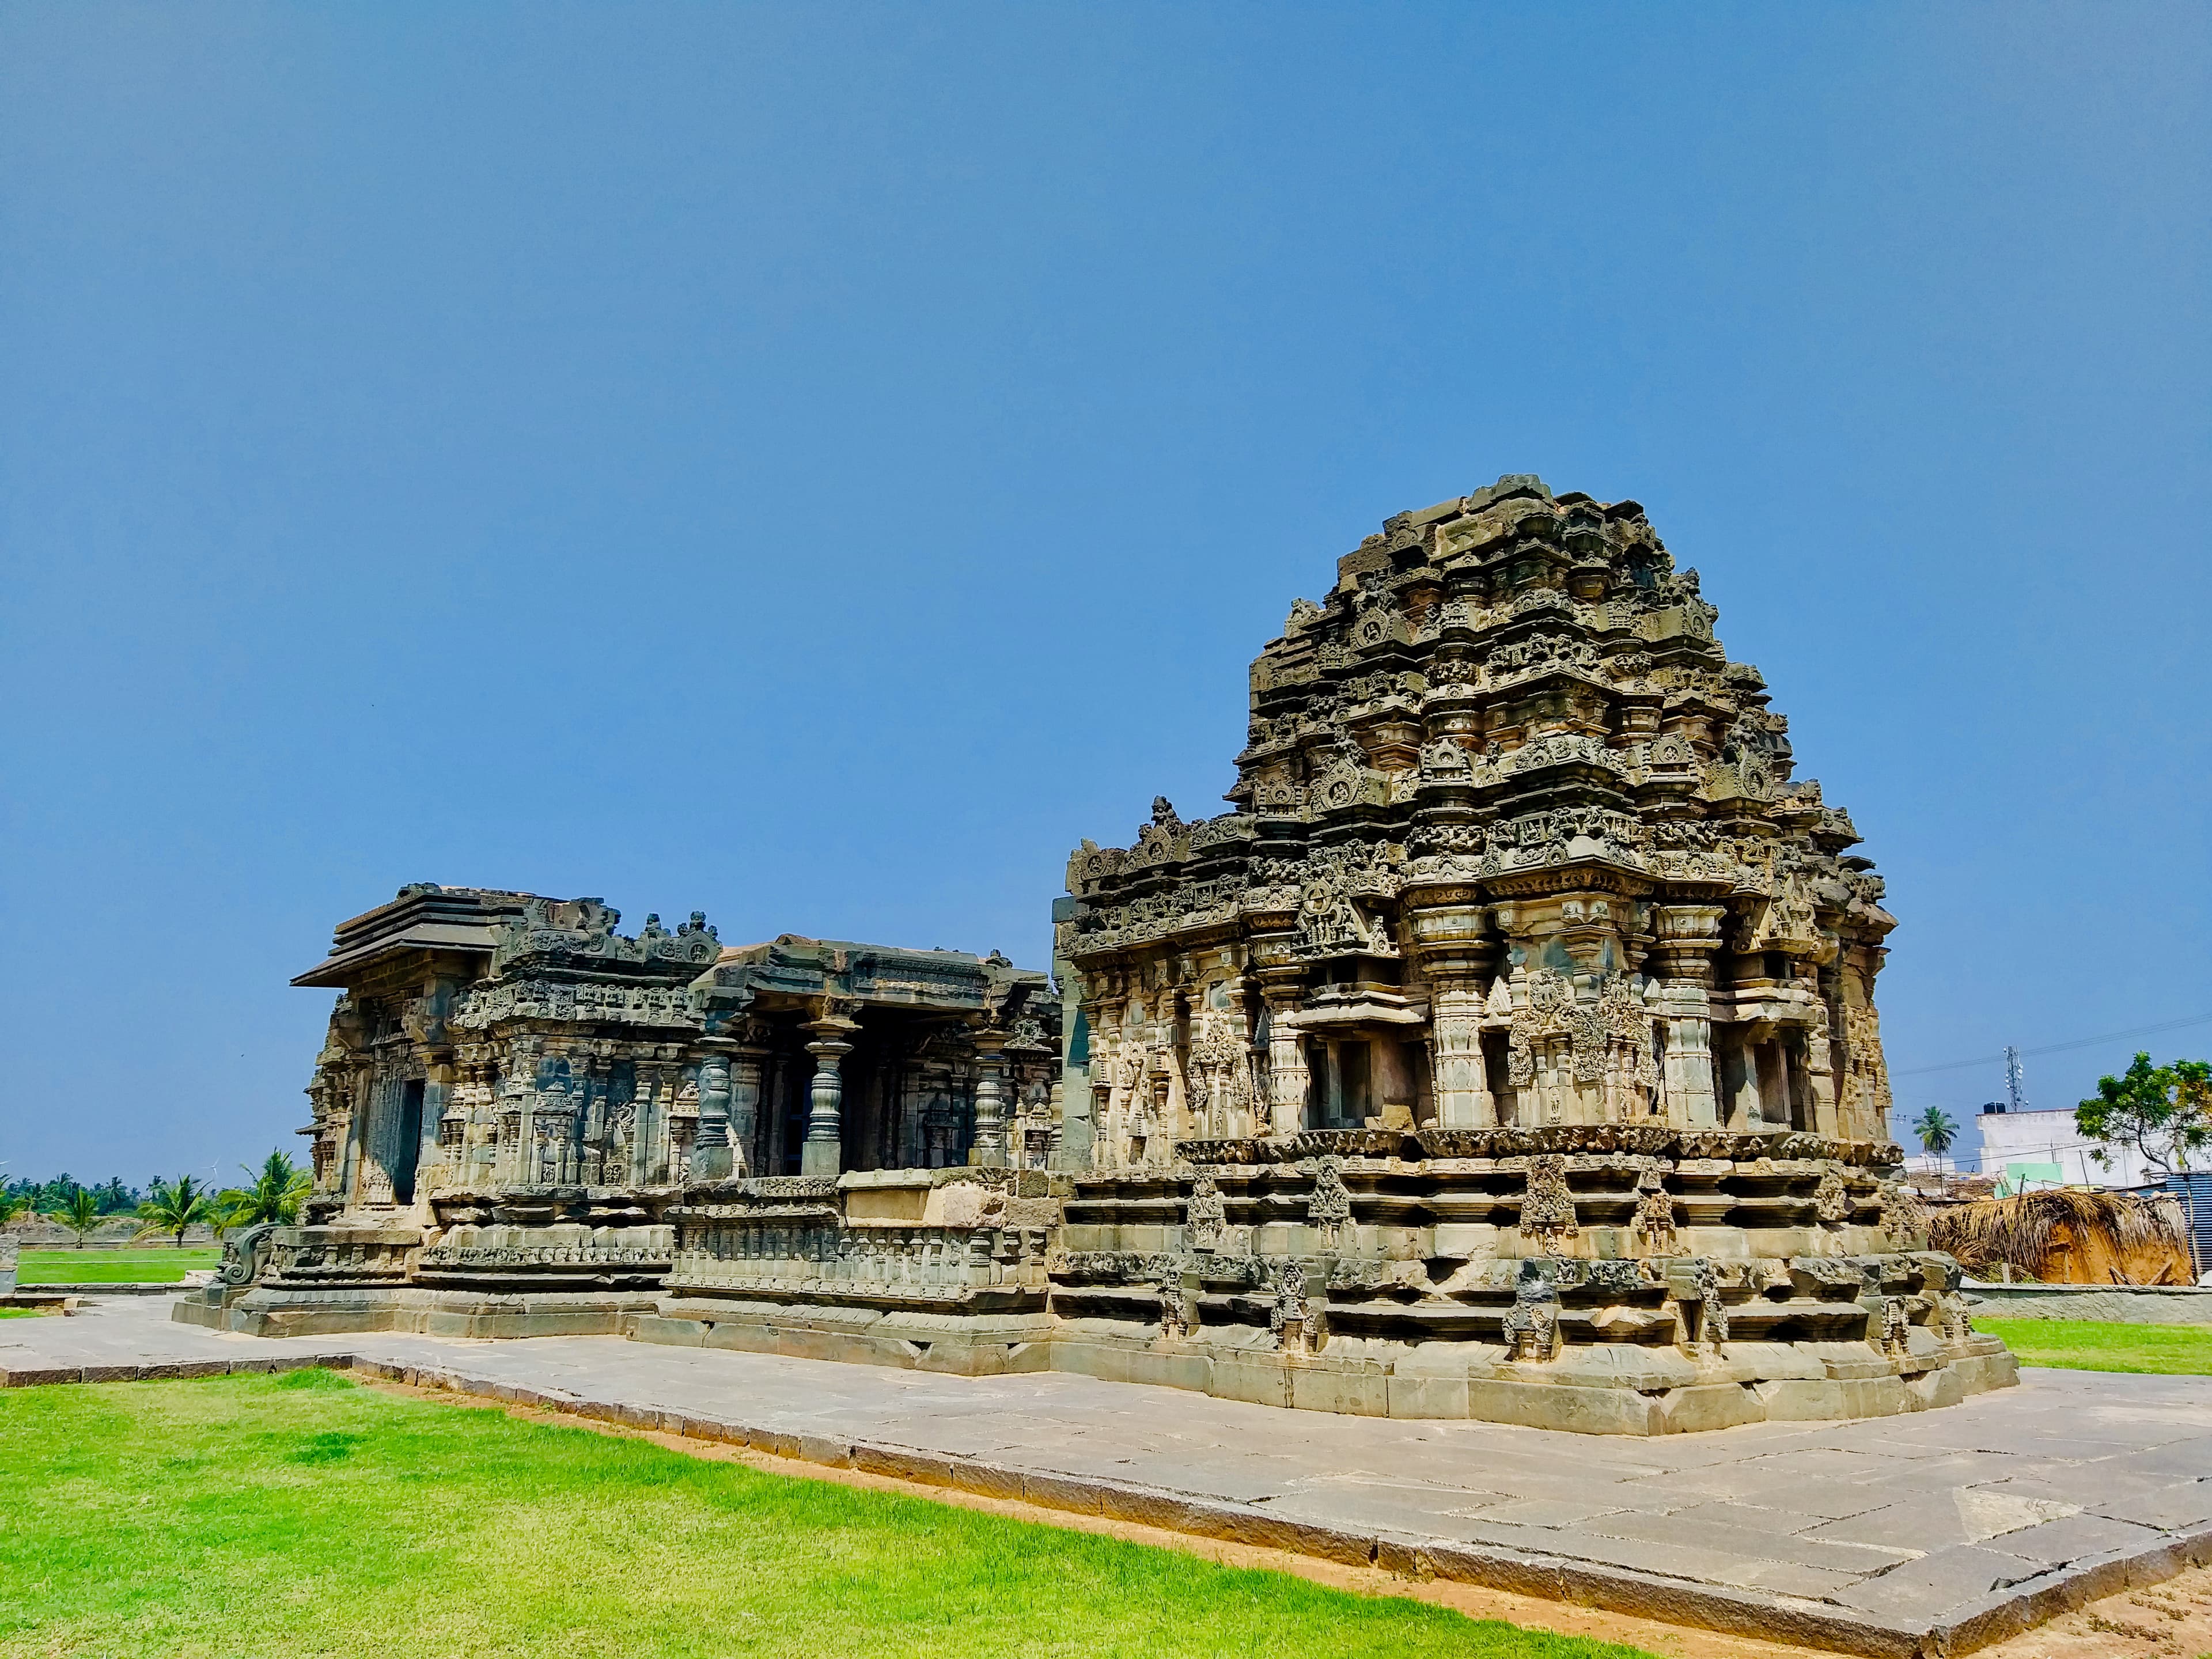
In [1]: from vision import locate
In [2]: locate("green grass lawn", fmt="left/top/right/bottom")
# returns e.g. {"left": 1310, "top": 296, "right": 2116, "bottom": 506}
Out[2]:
{"left": 0, "top": 1371, "right": 1653, "bottom": 1659}
{"left": 17, "top": 1248, "right": 220, "bottom": 1284}
{"left": 0, "top": 1306, "right": 46, "bottom": 1319}
{"left": 1979, "top": 1317, "right": 2212, "bottom": 1375}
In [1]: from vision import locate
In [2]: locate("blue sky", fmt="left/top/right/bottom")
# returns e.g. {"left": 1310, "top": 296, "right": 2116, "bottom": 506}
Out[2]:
{"left": 3, "top": 5, "right": 2206, "bottom": 1187}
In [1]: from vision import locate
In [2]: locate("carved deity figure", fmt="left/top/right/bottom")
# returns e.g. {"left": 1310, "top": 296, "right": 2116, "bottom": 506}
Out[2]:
{"left": 1185, "top": 1169, "right": 1226, "bottom": 1251}
{"left": 1681, "top": 1258, "right": 1729, "bottom": 1358}
{"left": 1269, "top": 1259, "right": 1313, "bottom": 1353}
{"left": 1518, "top": 1154, "right": 1579, "bottom": 1255}
{"left": 1631, "top": 1164, "right": 1678, "bottom": 1254}
{"left": 1306, "top": 1156, "right": 1352, "bottom": 1247}
{"left": 1503, "top": 1268, "right": 1560, "bottom": 1362}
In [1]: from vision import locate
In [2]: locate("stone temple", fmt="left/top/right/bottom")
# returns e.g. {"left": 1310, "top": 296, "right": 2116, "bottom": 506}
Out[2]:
{"left": 190, "top": 475, "right": 2017, "bottom": 1434}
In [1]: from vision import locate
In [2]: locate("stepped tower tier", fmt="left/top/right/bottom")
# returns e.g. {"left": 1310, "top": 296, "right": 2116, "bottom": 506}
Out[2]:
{"left": 1059, "top": 475, "right": 1896, "bottom": 1164}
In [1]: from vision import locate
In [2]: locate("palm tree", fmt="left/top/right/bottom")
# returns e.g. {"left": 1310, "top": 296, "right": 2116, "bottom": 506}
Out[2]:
{"left": 218, "top": 1152, "right": 310, "bottom": 1229}
{"left": 135, "top": 1175, "right": 217, "bottom": 1248}
{"left": 1912, "top": 1106, "right": 1960, "bottom": 1177}
{"left": 1, "top": 1188, "right": 32, "bottom": 1229}
{"left": 52, "top": 1188, "right": 105, "bottom": 1248}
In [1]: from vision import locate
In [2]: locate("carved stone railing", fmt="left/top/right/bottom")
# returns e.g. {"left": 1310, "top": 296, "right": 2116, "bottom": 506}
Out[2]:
{"left": 665, "top": 1210, "right": 1051, "bottom": 1310}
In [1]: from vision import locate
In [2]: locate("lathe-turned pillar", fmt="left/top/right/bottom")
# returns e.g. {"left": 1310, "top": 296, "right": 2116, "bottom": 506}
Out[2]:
{"left": 799, "top": 1017, "right": 856, "bottom": 1178}
{"left": 969, "top": 1031, "right": 1010, "bottom": 1166}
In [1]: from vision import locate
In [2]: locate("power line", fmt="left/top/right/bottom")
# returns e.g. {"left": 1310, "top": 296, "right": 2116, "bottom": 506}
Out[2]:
{"left": 1893, "top": 1012, "right": 2212, "bottom": 1078}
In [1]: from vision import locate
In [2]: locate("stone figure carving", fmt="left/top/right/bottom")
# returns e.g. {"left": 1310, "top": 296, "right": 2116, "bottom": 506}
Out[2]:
{"left": 1158, "top": 1275, "right": 1189, "bottom": 1340}
{"left": 1270, "top": 1259, "right": 1313, "bottom": 1354}
{"left": 1683, "top": 1258, "right": 1729, "bottom": 1358}
{"left": 1813, "top": 1166, "right": 1851, "bottom": 1224}
{"left": 1185, "top": 1169, "right": 1226, "bottom": 1251}
{"left": 1877, "top": 1296, "right": 1913, "bottom": 1357}
{"left": 1306, "top": 1156, "right": 1352, "bottom": 1247}
{"left": 1519, "top": 1155, "right": 1580, "bottom": 1254}
{"left": 1503, "top": 1266, "right": 1561, "bottom": 1362}
{"left": 1631, "top": 1164, "right": 1678, "bottom": 1253}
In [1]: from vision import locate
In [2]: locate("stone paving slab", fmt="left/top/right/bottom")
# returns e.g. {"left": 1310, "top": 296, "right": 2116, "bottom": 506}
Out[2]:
{"left": 8, "top": 1297, "right": 2212, "bottom": 1656}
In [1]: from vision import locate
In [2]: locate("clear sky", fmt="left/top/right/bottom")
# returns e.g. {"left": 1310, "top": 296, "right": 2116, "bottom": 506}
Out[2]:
{"left": 3, "top": 5, "right": 2206, "bottom": 1188}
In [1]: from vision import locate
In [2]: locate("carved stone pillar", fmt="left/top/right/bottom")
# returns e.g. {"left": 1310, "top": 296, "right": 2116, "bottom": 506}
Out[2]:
{"left": 970, "top": 1036, "right": 1009, "bottom": 1167}
{"left": 800, "top": 1022, "right": 854, "bottom": 1177}
{"left": 726, "top": 1037, "right": 767, "bottom": 1177}
{"left": 1650, "top": 904, "right": 1726, "bottom": 1128}
{"left": 691, "top": 1047, "right": 735, "bottom": 1181}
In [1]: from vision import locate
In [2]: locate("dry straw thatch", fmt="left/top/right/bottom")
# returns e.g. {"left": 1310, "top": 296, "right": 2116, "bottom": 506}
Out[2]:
{"left": 1929, "top": 1188, "right": 2194, "bottom": 1285}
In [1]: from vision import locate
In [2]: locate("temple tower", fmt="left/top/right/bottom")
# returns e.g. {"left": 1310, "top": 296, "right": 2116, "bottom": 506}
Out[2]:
{"left": 1060, "top": 475, "right": 1896, "bottom": 1162}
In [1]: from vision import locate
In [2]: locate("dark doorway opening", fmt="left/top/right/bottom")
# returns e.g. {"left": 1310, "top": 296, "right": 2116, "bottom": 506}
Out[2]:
{"left": 392, "top": 1078, "right": 426, "bottom": 1205}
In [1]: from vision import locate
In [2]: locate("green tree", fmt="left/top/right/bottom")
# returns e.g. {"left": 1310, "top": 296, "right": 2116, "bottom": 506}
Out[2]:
{"left": 52, "top": 1188, "right": 105, "bottom": 1248}
{"left": 218, "top": 1152, "right": 310, "bottom": 1229}
{"left": 135, "top": 1175, "right": 217, "bottom": 1248}
{"left": 1, "top": 1188, "right": 32, "bottom": 1228}
{"left": 2077, "top": 1053, "right": 2212, "bottom": 1180}
{"left": 1912, "top": 1106, "right": 1959, "bottom": 1176}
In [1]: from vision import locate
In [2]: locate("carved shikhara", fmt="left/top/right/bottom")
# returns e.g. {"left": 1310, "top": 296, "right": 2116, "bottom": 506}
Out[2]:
{"left": 188, "top": 475, "right": 2013, "bottom": 1433}
{"left": 1060, "top": 474, "right": 1895, "bottom": 1162}
{"left": 1038, "top": 476, "right": 2012, "bottom": 1430}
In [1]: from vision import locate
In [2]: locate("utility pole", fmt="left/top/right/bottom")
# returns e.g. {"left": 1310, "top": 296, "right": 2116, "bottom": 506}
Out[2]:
{"left": 2005, "top": 1047, "right": 2028, "bottom": 1115}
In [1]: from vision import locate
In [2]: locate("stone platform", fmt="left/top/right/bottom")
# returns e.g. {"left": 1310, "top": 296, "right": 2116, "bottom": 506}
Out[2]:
{"left": 12, "top": 1296, "right": 2212, "bottom": 1657}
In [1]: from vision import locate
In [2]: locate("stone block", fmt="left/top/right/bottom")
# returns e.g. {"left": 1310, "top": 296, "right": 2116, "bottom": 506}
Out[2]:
{"left": 628, "top": 1316, "right": 707, "bottom": 1348}
{"left": 1465, "top": 1378, "right": 1660, "bottom": 1437}
{"left": 1022, "top": 1471, "right": 1105, "bottom": 1515}
{"left": 794, "top": 1433, "right": 853, "bottom": 1468}
{"left": 851, "top": 1444, "right": 957, "bottom": 1487}
{"left": 1749, "top": 1376, "right": 1847, "bottom": 1421}
{"left": 1290, "top": 1365, "right": 1388, "bottom": 1416}
{"left": 947, "top": 1461, "right": 1025, "bottom": 1502}
{"left": 1653, "top": 1382, "right": 1764, "bottom": 1435}
{"left": 1387, "top": 1370, "right": 1470, "bottom": 1419}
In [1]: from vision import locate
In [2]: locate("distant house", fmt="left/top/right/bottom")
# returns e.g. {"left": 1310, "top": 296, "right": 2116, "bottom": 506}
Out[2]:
{"left": 1976, "top": 1101, "right": 2147, "bottom": 1190}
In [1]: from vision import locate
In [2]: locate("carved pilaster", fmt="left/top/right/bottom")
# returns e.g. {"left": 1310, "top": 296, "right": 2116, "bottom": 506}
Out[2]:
{"left": 1254, "top": 968, "right": 1310, "bottom": 1131}
{"left": 1404, "top": 891, "right": 1499, "bottom": 1129}
{"left": 1650, "top": 904, "right": 1726, "bottom": 1129}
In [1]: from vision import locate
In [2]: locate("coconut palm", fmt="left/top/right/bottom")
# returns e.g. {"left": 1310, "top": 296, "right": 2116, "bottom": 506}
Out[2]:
{"left": 52, "top": 1188, "right": 104, "bottom": 1248}
{"left": 1, "top": 1188, "right": 32, "bottom": 1229}
{"left": 1912, "top": 1106, "right": 1960, "bottom": 1177}
{"left": 218, "top": 1152, "right": 310, "bottom": 1229}
{"left": 135, "top": 1175, "right": 217, "bottom": 1248}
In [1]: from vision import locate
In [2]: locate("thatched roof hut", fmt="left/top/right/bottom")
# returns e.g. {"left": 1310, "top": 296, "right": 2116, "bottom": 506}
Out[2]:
{"left": 1929, "top": 1188, "right": 2194, "bottom": 1285}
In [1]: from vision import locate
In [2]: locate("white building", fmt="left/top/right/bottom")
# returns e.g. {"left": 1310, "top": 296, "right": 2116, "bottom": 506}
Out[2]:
{"left": 1973, "top": 1103, "right": 2151, "bottom": 1190}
